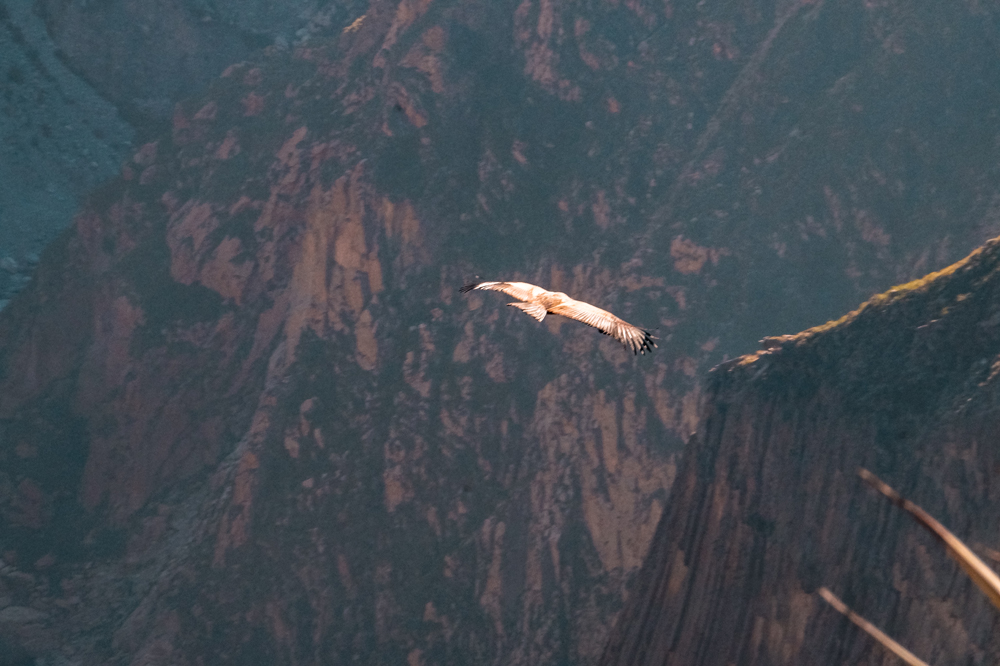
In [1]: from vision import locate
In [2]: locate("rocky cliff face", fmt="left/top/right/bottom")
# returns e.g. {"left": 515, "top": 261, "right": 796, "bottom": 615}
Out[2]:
{"left": 2, "top": 0, "right": 1000, "bottom": 663}
{"left": 601, "top": 238, "right": 1000, "bottom": 665}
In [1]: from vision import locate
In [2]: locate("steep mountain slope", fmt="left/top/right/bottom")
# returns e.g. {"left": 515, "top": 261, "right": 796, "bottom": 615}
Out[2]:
{"left": 0, "top": 0, "right": 132, "bottom": 263}
{"left": 36, "top": 0, "right": 368, "bottom": 123}
{"left": 2, "top": 0, "right": 1000, "bottom": 663}
{"left": 601, "top": 238, "right": 1000, "bottom": 665}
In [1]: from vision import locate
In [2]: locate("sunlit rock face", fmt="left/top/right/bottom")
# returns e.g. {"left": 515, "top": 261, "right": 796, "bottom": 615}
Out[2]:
{"left": 2, "top": 0, "right": 1000, "bottom": 663}
{"left": 600, "top": 240, "right": 1000, "bottom": 666}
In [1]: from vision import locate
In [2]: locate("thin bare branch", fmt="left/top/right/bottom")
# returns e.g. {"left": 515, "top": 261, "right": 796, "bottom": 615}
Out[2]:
{"left": 858, "top": 468, "right": 1000, "bottom": 611}
{"left": 818, "top": 587, "right": 931, "bottom": 666}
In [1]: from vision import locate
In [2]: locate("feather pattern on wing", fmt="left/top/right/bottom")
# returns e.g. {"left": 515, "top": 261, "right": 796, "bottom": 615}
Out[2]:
{"left": 460, "top": 280, "right": 657, "bottom": 355}
{"left": 548, "top": 301, "right": 655, "bottom": 355}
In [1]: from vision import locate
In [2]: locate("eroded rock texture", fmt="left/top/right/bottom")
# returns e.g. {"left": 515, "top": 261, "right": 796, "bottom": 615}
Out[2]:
{"left": 2, "top": 0, "right": 1000, "bottom": 663}
{"left": 601, "top": 239, "right": 1000, "bottom": 665}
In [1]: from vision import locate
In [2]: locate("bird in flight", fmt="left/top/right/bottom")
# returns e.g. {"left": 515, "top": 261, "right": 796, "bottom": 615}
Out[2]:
{"left": 460, "top": 281, "right": 656, "bottom": 355}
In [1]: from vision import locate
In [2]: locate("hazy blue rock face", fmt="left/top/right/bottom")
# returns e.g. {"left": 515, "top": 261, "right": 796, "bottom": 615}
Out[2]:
{"left": 0, "top": 0, "right": 359, "bottom": 305}
{"left": 35, "top": 0, "right": 369, "bottom": 124}
{"left": 0, "top": 0, "right": 132, "bottom": 262}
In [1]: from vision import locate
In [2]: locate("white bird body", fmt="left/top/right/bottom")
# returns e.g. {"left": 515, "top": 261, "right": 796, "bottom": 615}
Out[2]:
{"left": 460, "top": 281, "right": 656, "bottom": 355}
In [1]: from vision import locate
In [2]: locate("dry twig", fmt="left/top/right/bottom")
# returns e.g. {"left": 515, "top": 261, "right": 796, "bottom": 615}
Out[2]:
{"left": 818, "top": 587, "right": 930, "bottom": 666}
{"left": 819, "top": 468, "right": 1000, "bottom": 665}
{"left": 857, "top": 468, "right": 1000, "bottom": 610}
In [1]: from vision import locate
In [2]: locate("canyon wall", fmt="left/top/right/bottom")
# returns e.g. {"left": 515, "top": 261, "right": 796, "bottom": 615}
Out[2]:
{"left": 2, "top": 0, "right": 1000, "bottom": 663}
{"left": 602, "top": 238, "right": 1000, "bottom": 665}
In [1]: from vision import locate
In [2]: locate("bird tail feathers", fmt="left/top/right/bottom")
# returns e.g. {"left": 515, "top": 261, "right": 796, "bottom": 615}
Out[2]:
{"left": 508, "top": 302, "right": 546, "bottom": 322}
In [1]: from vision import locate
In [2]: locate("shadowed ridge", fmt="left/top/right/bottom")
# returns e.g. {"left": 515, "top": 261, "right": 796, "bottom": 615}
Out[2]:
{"left": 600, "top": 235, "right": 1000, "bottom": 666}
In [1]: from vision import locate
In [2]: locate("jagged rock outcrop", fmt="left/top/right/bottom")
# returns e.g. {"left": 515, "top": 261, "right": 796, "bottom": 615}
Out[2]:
{"left": 2, "top": 0, "right": 1000, "bottom": 663}
{"left": 601, "top": 238, "right": 1000, "bottom": 665}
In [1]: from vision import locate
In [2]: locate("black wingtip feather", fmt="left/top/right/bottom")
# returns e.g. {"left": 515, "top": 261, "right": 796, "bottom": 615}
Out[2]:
{"left": 634, "top": 329, "right": 657, "bottom": 355}
{"left": 460, "top": 283, "right": 481, "bottom": 294}
{"left": 616, "top": 328, "right": 658, "bottom": 355}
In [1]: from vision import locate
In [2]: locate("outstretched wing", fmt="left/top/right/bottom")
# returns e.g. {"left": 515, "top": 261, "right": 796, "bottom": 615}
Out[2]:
{"left": 460, "top": 281, "right": 548, "bottom": 303}
{"left": 548, "top": 299, "right": 657, "bottom": 355}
